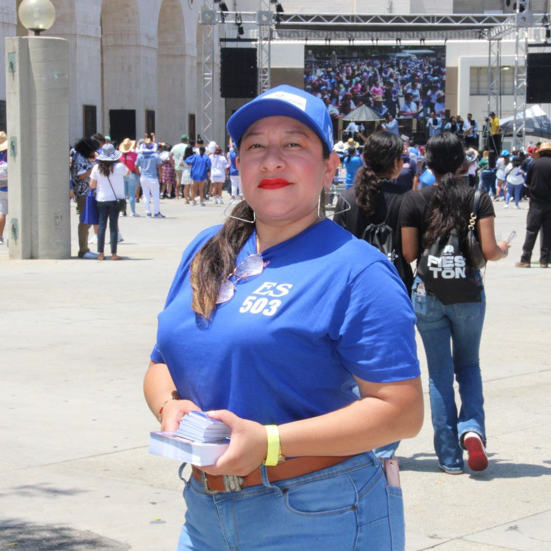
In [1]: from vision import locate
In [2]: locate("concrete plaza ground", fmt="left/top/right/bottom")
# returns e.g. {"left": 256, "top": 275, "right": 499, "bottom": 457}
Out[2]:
{"left": 1, "top": 196, "right": 550, "bottom": 551}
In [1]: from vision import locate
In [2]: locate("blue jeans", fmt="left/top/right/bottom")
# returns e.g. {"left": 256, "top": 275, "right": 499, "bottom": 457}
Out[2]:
{"left": 97, "top": 201, "right": 119, "bottom": 254}
{"left": 506, "top": 182, "right": 523, "bottom": 207}
{"left": 124, "top": 173, "right": 139, "bottom": 214}
{"left": 479, "top": 171, "right": 496, "bottom": 196}
{"left": 411, "top": 277, "right": 486, "bottom": 471}
{"left": 178, "top": 453, "right": 405, "bottom": 551}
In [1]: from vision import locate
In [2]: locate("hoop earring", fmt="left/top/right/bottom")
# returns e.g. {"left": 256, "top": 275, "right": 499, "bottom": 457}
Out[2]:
{"left": 223, "top": 201, "right": 256, "bottom": 224}
{"left": 329, "top": 193, "right": 352, "bottom": 219}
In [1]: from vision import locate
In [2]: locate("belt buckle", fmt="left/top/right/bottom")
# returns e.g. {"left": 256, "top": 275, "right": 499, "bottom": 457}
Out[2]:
{"left": 199, "top": 471, "right": 244, "bottom": 495}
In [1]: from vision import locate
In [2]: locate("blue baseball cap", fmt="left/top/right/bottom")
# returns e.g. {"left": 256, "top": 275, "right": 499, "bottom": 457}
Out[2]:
{"left": 227, "top": 85, "right": 334, "bottom": 152}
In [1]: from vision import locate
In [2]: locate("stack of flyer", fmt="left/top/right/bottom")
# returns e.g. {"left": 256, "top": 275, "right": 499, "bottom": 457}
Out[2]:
{"left": 149, "top": 412, "right": 230, "bottom": 466}
{"left": 176, "top": 411, "right": 231, "bottom": 443}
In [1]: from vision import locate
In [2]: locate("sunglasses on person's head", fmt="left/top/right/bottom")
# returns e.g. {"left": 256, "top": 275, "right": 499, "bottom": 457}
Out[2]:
{"left": 216, "top": 254, "right": 269, "bottom": 305}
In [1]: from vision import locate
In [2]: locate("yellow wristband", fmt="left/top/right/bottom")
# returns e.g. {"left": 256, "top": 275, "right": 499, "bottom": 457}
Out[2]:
{"left": 264, "top": 425, "right": 280, "bottom": 467}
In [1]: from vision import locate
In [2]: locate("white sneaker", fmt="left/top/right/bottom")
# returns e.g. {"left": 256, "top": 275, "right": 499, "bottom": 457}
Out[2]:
{"left": 130, "top": 212, "right": 140, "bottom": 218}
{"left": 117, "top": 232, "right": 124, "bottom": 242}
{"left": 89, "top": 235, "right": 98, "bottom": 244}
{"left": 515, "top": 206, "right": 520, "bottom": 210}
{"left": 200, "top": 202, "right": 206, "bottom": 207}
{"left": 218, "top": 197, "right": 224, "bottom": 204}
{"left": 82, "top": 251, "right": 99, "bottom": 259}
{"left": 191, "top": 200, "right": 197, "bottom": 206}
{"left": 504, "top": 204, "right": 509, "bottom": 209}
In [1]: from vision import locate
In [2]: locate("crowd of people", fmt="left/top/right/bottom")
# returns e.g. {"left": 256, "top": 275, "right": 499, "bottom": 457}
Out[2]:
{"left": 68, "top": 132, "right": 242, "bottom": 261}
{"left": 305, "top": 50, "right": 446, "bottom": 120}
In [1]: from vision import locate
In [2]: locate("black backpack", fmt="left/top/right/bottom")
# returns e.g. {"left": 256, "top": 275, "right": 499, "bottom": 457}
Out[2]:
{"left": 417, "top": 229, "right": 482, "bottom": 305}
{"left": 361, "top": 195, "right": 407, "bottom": 280}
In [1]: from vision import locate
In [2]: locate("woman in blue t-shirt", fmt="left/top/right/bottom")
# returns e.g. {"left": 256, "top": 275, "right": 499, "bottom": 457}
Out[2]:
{"left": 144, "top": 85, "right": 423, "bottom": 551}
{"left": 343, "top": 145, "right": 363, "bottom": 189}
{"left": 185, "top": 146, "right": 212, "bottom": 206}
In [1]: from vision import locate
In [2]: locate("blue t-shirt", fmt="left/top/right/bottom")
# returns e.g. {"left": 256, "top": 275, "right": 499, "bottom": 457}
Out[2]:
{"left": 229, "top": 149, "right": 239, "bottom": 176}
{"left": 136, "top": 150, "right": 161, "bottom": 179}
{"left": 186, "top": 153, "right": 212, "bottom": 181}
{"left": 344, "top": 155, "right": 363, "bottom": 188}
{"left": 151, "top": 219, "right": 420, "bottom": 425}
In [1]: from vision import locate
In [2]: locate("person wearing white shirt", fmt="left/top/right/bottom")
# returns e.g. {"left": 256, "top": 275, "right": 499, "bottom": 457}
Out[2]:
{"left": 345, "top": 121, "right": 359, "bottom": 140}
{"left": 210, "top": 146, "right": 230, "bottom": 204}
{"left": 400, "top": 93, "right": 419, "bottom": 119}
{"left": 89, "top": 144, "right": 130, "bottom": 261}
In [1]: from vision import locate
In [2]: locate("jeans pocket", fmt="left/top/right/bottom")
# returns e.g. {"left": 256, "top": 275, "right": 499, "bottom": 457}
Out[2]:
{"left": 453, "top": 301, "right": 483, "bottom": 320}
{"left": 283, "top": 472, "right": 358, "bottom": 517}
{"left": 387, "top": 487, "right": 405, "bottom": 551}
{"left": 412, "top": 290, "right": 435, "bottom": 318}
{"left": 355, "top": 486, "right": 405, "bottom": 551}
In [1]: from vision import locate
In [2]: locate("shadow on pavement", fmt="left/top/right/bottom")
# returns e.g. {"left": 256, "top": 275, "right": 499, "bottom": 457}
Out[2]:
{"left": 400, "top": 454, "right": 551, "bottom": 480}
{"left": 0, "top": 523, "right": 130, "bottom": 550}
{"left": 3, "top": 483, "right": 88, "bottom": 499}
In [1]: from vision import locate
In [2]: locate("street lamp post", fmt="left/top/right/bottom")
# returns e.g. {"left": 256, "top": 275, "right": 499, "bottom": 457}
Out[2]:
{"left": 5, "top": 0, "right": 70, "bottom": 259}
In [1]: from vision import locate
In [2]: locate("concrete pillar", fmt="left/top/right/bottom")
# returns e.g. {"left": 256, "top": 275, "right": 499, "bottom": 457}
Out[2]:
{"left": 5, "top": 37, "right": 70, "bottom": 259}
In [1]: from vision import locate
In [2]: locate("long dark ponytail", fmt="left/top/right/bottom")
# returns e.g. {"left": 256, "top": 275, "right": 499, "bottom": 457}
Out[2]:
{"left": 423, "top": 132, "right": 468, "bottom": 248}
{"left": 190, "top": 201, "right": 255, "bottom": 320}
{"left": 355, "top": 131, "right": 403, "bottom": 218}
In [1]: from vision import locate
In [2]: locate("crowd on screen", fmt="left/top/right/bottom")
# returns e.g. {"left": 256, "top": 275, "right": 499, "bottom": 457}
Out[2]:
{"left": 304, "top": 50, "right": 446, "bottom": 120}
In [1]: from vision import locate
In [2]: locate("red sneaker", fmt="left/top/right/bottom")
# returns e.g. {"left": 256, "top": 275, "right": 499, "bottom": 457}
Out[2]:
{"left": 463, "top": 432, "right": 488, "bottom": 471}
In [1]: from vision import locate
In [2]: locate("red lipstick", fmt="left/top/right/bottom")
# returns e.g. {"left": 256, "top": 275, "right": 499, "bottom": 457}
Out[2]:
{"left": 258, "top": 178, "right": 292, "bottom": 190}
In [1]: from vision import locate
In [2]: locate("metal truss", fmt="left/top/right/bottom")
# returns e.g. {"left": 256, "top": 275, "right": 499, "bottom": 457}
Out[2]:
{"left": 257, "top": 1, "right": 272, "bottom": 94}
{"left": 512, "top": 0, "right": 531, "bottom": 150}
{"left": 275, "top": 12, "right": 512, "bottom": 31}
{"left": 200, "top": 3, "right": 216, "bottom": 144}
{"left": 487, "top": 38, "right": 502, "bottom": 121}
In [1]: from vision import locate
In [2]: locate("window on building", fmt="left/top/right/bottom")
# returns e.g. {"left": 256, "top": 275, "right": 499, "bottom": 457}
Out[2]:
{"left": 470, "top": 67, "right": 515, "bottom": 95}
{"left": 188, "top": 114, "right": 196, "bottom": 143}
{"left": 83, "top": 105, "right": 97, "bottom": 138}
{"left": 146, "top": 110, "right": 155, "bottom": 136}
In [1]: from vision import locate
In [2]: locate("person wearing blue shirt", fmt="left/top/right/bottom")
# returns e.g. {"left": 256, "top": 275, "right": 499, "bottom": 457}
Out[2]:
{"left": 228, "top": 144, "right": 241, "bottom": 203}
{"left": 382, "top": 114, "right": 399, "bottom": 136}
{"left": 427, "top": 111, "right": 442, "bottom": 137}
{"left": 343, "top": 146, "right": 363, "bottom": 189}
{"left": 144, "top": 84, "right": 423, "bottom": 551}
{"left": 136, "top": 139, "right": 164, "bottom": 218}
{"left": 185, "top": 147, "right": 211, "bottom": 206}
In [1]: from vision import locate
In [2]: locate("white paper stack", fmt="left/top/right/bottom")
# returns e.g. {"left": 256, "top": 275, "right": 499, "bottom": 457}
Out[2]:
{"left": 176, "top": 411, "right": 231, "bottom": 443}
{"left": 149, "top": 431, "right": 229, "bottom": 466}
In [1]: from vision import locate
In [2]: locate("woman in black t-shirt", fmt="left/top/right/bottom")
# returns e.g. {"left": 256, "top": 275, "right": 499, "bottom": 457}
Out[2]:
{"left": 400, "top": 133, "right": 510, "bottom": 475}
{"left": 334, "top": 131, "right": 413, "bottom": 294}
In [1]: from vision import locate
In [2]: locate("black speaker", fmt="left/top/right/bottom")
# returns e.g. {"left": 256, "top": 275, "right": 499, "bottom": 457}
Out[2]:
{"left": 220, "top": 48, "right": 258, "bottom": 99}
{"left": 527, "top": 53, "right": 551, "bottom": 104}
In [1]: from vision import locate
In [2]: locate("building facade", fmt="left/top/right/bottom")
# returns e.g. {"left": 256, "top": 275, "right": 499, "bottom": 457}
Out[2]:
{"left": 1, "top": 0, "right": 225, "bottom": 145}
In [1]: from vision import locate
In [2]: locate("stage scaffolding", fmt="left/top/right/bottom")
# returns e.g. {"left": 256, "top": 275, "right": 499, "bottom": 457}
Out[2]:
{"left": 200, "top": 4, "right": 549, "bottom": 149}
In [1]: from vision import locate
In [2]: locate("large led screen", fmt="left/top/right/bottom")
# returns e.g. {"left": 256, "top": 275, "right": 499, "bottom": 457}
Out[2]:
{"left": 304, "top": 46, "right": 447, "bottom": 122}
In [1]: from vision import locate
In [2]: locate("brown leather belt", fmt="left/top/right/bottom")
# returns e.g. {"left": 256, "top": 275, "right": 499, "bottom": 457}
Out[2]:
{"left": 192, "top": 456, "right": 353, "bottom": 494}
